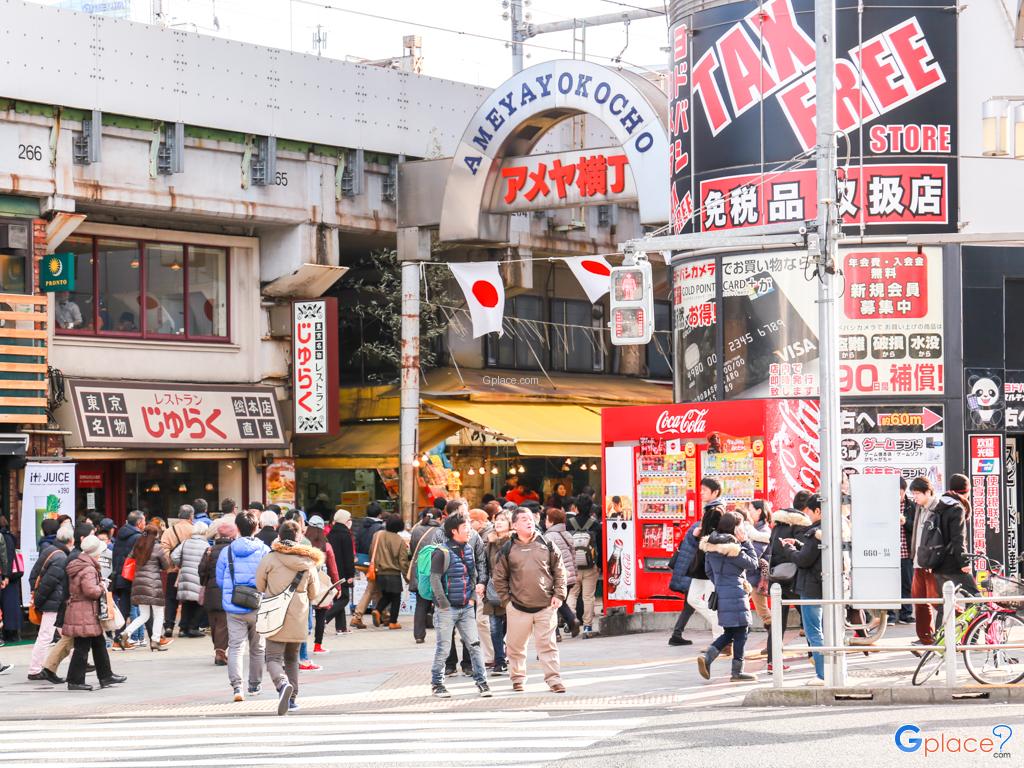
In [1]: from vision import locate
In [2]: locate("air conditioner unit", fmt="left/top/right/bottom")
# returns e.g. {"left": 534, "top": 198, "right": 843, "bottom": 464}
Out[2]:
{"left": 0, "top": 222, "right": 29, "bottom": 251}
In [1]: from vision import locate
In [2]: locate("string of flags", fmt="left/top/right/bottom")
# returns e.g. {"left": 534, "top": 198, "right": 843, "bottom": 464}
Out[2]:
{"left": 448, "top": 255, "right": 614, "bottom": 339}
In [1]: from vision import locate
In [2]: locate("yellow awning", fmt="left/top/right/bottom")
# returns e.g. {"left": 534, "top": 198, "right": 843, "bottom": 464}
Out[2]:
{"left": 295, "top": 418, "right": 459, "bottom": 469}
{"left": 422, "top": 400, "right": 602, "bottom": 458}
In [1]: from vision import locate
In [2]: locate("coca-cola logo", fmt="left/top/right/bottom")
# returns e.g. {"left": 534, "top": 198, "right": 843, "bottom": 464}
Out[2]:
{"left": 655, "top": 408, "right": 709, "bottom": 435}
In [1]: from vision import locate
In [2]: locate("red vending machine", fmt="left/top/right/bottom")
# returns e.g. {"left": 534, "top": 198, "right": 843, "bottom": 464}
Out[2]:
{"left": 601, "top": 399, "right": 820, "bottom": 614}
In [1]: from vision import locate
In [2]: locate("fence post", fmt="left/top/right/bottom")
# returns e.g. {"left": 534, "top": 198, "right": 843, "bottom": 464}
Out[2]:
{"left": 770, "top": 583, "right": 783, "bottom": 688}
{"left": 942, "top": 580, "right": 957, "bottom": 688}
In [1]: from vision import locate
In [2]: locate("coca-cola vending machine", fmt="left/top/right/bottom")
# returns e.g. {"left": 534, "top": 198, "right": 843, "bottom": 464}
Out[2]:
{"left": 601, "top": 399, "right": 820, "bottom": 613}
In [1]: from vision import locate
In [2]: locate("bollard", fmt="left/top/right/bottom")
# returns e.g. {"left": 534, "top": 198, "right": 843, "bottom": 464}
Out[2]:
{"left": 942, "top": 580, "right": 957, "bottom": 688}
{"left": 770, "top": 583, "right": 783, "bottom": 688}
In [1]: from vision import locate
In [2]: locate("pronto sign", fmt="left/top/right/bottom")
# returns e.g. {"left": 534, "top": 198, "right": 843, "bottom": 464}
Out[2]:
{"left": 441, "top": 59, "right": 670, "bottom": 242}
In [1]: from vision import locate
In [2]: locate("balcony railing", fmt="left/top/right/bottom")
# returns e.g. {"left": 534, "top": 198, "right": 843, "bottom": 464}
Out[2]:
{"left": 0, "top": 293, "right": 49, "bottom": 425}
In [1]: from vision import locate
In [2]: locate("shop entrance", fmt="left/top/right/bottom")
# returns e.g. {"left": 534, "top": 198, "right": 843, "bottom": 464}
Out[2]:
{"left": 75, "top": 460, "right": 125, "bottom": 524}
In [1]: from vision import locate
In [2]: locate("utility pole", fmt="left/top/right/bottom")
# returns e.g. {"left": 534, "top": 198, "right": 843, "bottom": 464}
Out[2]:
{"left": 813, "top": 0, "right": 847, "bottom": 688}
{"left": 509, "top": 0, "right": 524, "bottom": 73}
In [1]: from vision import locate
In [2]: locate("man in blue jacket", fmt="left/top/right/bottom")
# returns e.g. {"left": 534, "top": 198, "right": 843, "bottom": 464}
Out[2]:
{"left": 216, "top": 510, "right": 270, "bottom": 702}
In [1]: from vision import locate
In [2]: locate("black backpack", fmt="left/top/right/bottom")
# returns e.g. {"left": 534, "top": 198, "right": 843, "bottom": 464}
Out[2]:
{"left": 916, "top": 512, "right": 947, "bottom": 570}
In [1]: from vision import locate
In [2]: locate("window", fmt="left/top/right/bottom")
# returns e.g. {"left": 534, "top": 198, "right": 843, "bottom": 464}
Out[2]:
{"left": 551, "top": 298, "right": 604, "bottom": 373}
{"left": 647, "top": 301, "right": 673, "bottom": 379}
{"left": 56, "top": 236, "right": 229, "bottom": 341}
{"left": 486, "top": 295, "right": 545, "bottom": 370}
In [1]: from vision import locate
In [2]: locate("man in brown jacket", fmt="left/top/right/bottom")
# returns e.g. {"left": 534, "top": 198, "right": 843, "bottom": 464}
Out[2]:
{"left": 492, "top": 507, "right": 567, "bottom": 693}
{"left": 160, "top": 504, "right": 195, "bottom": 638}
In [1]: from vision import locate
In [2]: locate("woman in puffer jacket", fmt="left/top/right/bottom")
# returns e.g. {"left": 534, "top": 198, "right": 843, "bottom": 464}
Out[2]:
{"left": 173, "top": 520, "right": 210, "bottom": 638}
{"left": 117, "top": 524, "right": 173, "bottom": 651}
{"left": 544, "top": 507, "right": 581, "bottom": 639}
{"left": 697, "top": 511, "right": 760, "bottom": 683}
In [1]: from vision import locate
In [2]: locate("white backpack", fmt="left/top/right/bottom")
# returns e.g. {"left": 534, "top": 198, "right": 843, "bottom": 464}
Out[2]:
{"left": 569, "top": 517, "right": 596, "bottom": 568}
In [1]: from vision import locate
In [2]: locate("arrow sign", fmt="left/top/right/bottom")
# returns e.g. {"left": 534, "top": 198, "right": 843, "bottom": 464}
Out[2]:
{"left": 922, "top": 406, "right": 943, "bottom": 431}
{"left": 856, "top": 412, "right": 876, "bottom": 429}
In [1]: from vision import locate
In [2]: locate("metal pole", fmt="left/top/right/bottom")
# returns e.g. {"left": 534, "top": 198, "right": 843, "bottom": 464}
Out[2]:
{"left": 510, "top": 0, "right": 524, "bottom": 73}
{"left": 942, "top": 581, "right": 958, "bottom": 688}
{"left": 398, "top": 227, "right": 430, "bottom": 526}
{"left": 813, "top": 0, "right": 846, "bottom": 689}
{"left": 770, "top": 583, "right": 784, "bottom": 688}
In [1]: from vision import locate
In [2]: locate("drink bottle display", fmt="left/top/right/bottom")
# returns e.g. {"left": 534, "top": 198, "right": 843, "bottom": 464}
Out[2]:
{"left": 607, "top": 540, "right": 623, "bottom": 587}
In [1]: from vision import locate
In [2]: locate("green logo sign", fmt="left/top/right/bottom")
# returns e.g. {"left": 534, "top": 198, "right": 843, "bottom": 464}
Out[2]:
{"left": 41, "top": 253, "right": 74, "bottom": 292}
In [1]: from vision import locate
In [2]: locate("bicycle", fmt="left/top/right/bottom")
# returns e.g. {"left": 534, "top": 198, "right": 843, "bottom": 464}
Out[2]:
{"left": 911, "top": 554, "right": 1024, "bottom": 686}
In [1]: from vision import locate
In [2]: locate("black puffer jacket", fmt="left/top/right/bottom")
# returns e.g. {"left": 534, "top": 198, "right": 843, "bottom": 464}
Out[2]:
{"left": 110, "top": 524, "right": 141, "bottom": 591}
{"left": 790, "top": 522, "right": 823, "bottom": 599}
{"left": 932, "top": 492, "right": 970, "bottom": 575}
{"left": 30, "top": 542, "right": 70, "bottom": 614}
{"left": 327, "top": 523, "right": 355, "bottom": 581}
{"left": 354, "top": 516, "right": 385, "bottom": 556}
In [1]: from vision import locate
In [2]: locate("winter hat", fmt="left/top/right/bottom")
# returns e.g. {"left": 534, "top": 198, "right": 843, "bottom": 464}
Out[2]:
{"left": 333, "top": 509, "right": 351, "bottom": 525}
{"left": 40, "top": 518, "right": 60, "bottom": 537}
{"left": 307, "top": 515, "right": 325, "bottom": 530}
{"left": 81, "top": 534, "right": 106, "bottom": 559}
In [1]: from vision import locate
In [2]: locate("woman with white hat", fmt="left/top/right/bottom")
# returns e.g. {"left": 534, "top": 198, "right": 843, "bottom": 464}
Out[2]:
{"left": 325, "top": 509, "right": 356, "bottom": 634}
{"left": 63, "top": 535, "right": 126, "bottom": 691}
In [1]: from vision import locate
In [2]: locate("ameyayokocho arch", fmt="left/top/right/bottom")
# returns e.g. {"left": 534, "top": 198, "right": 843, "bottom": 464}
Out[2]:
{"left": 439, "top": 59, "right": 671, "bottom": 243}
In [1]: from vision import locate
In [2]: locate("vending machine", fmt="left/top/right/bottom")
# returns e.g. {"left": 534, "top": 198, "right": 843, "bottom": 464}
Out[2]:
{"left": 601, "top": 398, "right": 820, "bottom": 614}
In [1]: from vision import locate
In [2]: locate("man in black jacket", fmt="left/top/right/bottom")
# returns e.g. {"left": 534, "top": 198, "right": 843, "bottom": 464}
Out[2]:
{"left": 26, "top": 524, "right": 73, "bottom": 681}
{"left": 932, "top": 474, "right": 978, "bottom": 602}
{"left": 110, "top": 510, "right": 145, "bottom": 637}
{"left": 782, "top": 494, "right": 825, "bottom": 685}
{"left": 889, "top": 478, "right": 916, "bottom": 624}
{"left": 353, "top": 502, "right": 385, "bottom": 559}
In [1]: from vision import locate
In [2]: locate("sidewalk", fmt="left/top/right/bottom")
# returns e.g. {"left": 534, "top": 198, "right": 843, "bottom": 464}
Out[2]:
{"left": 4, "top": 620, "right": 1003, "bottom": 719}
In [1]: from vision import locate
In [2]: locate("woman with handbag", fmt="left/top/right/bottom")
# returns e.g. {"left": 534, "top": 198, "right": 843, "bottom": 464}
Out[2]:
{"left": 63, "top": 535, "right": 126, "bottom": 691}
{"left": 766, "top": 492, "right": 813, "bottom": 663}
{"left": 198, "top": 518, "right": 237, "bottom": 666}
{"left": 305, "top": 517, "right": 340, "bottom": 652}
{"left": 116, "top": 524, "right": 173, "bottom": 651}
{"left": 697, "top": 512, "right": 760, "bottom": 682}
{"left": 368, "top": 515, "right": 411, "bottom": 630}
{"left": 255, "top": 520, "right": 324, "bottom": 715}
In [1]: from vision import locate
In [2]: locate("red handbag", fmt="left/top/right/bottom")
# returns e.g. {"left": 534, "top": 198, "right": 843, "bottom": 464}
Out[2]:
{"left": 121, "top": 557, "right": 137, "bottom": 581}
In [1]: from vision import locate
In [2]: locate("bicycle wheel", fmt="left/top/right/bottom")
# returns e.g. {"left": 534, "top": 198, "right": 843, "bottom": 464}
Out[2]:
{"left": 848, "top": 609, "right": 887, "bottom": 645}
{"left": 963, "top": 613, "right": 1024, "bottom": 686}
{"left": 912, "top": 649, "right": 945, "bottom": 685}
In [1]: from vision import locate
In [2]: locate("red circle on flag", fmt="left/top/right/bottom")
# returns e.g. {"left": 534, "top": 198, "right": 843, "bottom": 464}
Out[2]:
{"left": 472, "top": 280, "right": 499, "bottom": 308}
{"left": 581, "top": 259, "right": 610, "bottom": 276}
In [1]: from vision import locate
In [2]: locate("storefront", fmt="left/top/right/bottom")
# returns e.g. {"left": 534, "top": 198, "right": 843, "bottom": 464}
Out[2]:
{"left": 55, "top": 379, "right": 286, "bottom": 524}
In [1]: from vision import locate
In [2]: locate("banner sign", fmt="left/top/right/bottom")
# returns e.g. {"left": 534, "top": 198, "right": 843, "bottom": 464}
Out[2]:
{"left": 672, "top": 246, "right": 943, "bottom": 400}
{"left": 840, "top": 404, "right": 945, "bottom": 489}
{"left": 670, "top": 0, "right": 958, "bottom": 235}
{"left": 67, "top": 379, "right": 286, "bottom": 449}
{"left": 967, "top": 433, "right": 1008, "bottom": 572}
{"left": 19, "top": 462, "right": 76, "bottom": 605}
{"left": 1006, "top": 438, "right": 1020, "bottom": 580}
{"left": 265, "top": 458, "right": 296, "bottom": 508}
{"left": 1004, "top": 370, "right": 1024, "bottom": 431}
{"left": 293, "top": 298, "right": 339, "bottom": 435}
{"left": 489, "top": 148, "right": 637, "bottom": 213}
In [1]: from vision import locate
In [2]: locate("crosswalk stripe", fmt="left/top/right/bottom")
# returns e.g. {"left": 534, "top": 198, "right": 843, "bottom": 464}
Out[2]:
{"left": 0, "top": 713, "right": 641, "bottom": 767}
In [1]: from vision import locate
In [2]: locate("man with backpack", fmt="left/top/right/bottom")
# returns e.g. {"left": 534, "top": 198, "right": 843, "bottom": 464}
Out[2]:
{"left": 425, "top": 513, "right": 492, "bottom": 699}
{"left": 565, "top": 495, "right": 600, "bottom": 636}
{"left": 931, "top": 474, "right": 978, "bottom": 603}
{"left": 493, "top": 507, "right": 568, "bottom": 693}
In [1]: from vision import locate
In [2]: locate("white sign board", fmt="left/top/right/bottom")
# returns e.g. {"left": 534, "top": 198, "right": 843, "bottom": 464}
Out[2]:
{"left": 604, "top": 445, "right": 636, "bottom": 601}
{"left": 850, "top": 473, "right": 901, "bottom": 608}
{"left": 19, "top": 462, "right": 76, "bottom": 605}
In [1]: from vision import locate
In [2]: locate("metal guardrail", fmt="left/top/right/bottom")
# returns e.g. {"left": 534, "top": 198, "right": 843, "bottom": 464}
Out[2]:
{"left": 768, "top": 582, "right": 1024, "bottom": 689}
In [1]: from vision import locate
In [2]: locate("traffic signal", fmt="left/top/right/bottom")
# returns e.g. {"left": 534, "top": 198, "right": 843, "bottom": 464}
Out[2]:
{"left": 609, "top": 258, "right": 653, "bottom": 345}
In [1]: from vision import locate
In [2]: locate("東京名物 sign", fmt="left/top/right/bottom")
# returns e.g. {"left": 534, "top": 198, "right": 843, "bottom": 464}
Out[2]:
{"left": 488, "top": 148, "right": 638, "bottom": 213}
{"left": 40, "top": 253, "right": 75, "bottom": 292}
{"left": 66, "top": 379, "right": 286, "bottom": 449}
{"left": 292, "top": 298, "right": 339, "bottom": 435}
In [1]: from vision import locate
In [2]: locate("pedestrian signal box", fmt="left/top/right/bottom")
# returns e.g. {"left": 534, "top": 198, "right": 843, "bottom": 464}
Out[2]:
{"left": 609, "top": 259, "right": 653, "bottom": 345}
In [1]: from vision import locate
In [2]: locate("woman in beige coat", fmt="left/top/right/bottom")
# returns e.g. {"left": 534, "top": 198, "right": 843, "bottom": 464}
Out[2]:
{"left": 255, "top": 519, "right": 323, "bottom": 715}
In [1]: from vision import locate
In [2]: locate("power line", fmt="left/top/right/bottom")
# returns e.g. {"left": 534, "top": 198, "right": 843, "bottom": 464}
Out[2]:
{"left": 289, "top": 0, "right": 660, "bottom": 71}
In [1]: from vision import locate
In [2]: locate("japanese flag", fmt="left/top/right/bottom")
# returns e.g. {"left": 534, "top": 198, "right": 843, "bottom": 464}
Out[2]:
{"left": 449, "top": 262, "right": 505, "bottom": 338}
{"left": 561, "top": 255, "right": 612, "bottom": 304}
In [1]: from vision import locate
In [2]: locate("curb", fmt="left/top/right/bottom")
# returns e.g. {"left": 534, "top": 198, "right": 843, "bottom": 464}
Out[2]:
{"left": 743, "top": 685, "right": 1024, "bottom": 707}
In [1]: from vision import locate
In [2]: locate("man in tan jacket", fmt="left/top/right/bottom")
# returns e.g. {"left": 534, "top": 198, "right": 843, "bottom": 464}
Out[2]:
{"left": 159, "top": 504, "right": 195, "bottom": 638}
{"left": 492, "top": 507, "right": 567, "bottom": 693}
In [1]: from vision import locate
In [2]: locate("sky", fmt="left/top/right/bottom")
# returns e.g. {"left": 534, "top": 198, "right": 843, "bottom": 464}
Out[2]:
{"left": 42, "top": 0, "right": 671, "bottom": 87}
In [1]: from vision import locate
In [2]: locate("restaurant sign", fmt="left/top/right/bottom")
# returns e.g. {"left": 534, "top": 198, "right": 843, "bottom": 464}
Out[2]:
{"left": 68, "top": 379, "right": 286, "bottom": 449}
